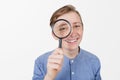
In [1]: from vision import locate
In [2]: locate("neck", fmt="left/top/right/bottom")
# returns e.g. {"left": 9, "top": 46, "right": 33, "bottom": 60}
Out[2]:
{"left": 63, "top": 47, "right": 80, "bottom": 59}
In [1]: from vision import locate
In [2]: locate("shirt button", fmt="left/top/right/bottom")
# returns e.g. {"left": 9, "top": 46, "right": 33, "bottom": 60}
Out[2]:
{"left": 71, "top": 60, "right": 74, "bottom": 63}
{"left": 72, "top": 72, "right": 75, "bottom": 75}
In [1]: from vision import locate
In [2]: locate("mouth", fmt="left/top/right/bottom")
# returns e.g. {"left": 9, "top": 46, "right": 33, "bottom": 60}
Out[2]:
{"left": 65, "top": 38, "right": 78, "bottom": 43}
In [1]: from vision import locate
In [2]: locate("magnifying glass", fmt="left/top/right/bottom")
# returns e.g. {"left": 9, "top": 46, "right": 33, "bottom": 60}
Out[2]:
{"left": 52, "top": 19, "right": 72, "bottom": 48}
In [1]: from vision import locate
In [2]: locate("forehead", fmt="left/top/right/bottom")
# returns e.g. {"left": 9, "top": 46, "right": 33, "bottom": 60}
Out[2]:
{"left": 57, "top": 12, "right": 82, "bottom": 24}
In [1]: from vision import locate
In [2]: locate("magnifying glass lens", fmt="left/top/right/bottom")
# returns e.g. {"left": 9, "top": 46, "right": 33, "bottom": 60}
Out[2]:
{"left": 52, "top": 19, "right": 71, "bottom": 48}
{"left": 53, "top": 20, "right": 71, "bottom": 38}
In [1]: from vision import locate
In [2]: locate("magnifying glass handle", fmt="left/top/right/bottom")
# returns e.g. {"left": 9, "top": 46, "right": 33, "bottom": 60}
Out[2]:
{"left": 59, "top": 39, "right": 62, "bottom": 48}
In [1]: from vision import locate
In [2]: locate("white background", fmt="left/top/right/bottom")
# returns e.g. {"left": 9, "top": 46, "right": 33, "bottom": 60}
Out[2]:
{"left": 0, "top": 0, "right": 120, "bottom": 80}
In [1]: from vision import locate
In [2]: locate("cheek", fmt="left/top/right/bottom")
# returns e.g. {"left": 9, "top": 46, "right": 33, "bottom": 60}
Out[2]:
{"left": 62, "top": 38, "right": 67, "bottom": 42}
{"left": 78, "top": 30, "right": 83, "bottom": 36}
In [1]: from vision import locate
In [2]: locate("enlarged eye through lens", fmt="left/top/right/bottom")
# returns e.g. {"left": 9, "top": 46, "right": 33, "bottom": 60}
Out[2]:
{"left": 52, "top": 19, "right": 71, "bottom": 39}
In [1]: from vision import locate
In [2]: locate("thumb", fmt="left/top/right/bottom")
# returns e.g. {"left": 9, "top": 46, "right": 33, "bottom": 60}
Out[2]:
{"left": 56, "top": 48, "right": 64, "bottom": 55}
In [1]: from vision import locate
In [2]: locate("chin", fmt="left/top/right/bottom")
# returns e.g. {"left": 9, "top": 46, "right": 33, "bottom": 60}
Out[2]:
{"left": 63, "top": 44, "right": 79, "bottom": 51}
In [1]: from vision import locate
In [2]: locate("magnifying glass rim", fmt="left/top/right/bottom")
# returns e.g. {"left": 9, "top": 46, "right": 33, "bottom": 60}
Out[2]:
{"left": 52, "top": 19, "right": 72, "bottom": 39}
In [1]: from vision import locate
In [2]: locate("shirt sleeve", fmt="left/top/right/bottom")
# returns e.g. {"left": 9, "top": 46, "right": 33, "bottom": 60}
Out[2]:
{"left": 32, "top": 59, "right": 45, "bottom": 80}
{"left": 94, "top": 58, "right": 101, "bottom": 80}
{"left": 95, "top": 64, "right": 101, "bottom": 80}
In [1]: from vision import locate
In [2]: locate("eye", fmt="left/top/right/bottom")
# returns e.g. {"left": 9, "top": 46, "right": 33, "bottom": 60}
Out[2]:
{"left": 74, "top": 25, "right": 81, "bottom": 28}
{"left": 59, "top": 27, "right": 66, "bottom": 31}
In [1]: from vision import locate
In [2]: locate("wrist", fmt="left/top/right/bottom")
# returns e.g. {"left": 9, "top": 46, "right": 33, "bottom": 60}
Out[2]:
{"left": 44, "top": 74, "right": 55, "bottom": 80}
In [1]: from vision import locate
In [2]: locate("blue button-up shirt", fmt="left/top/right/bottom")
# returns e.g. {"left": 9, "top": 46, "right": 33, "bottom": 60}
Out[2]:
{"left": 32, "top": 48, "right": 101, "bottom": 80}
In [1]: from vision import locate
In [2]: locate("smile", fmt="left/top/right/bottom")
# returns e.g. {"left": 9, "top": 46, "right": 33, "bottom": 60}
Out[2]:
{"left": 65, "top": 38, "right": 78, "bottom": 43}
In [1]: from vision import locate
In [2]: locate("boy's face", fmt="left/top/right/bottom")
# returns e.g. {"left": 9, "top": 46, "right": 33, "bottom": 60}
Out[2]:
{"left": 55, "top": 11, "right": 83, "bottom": 51}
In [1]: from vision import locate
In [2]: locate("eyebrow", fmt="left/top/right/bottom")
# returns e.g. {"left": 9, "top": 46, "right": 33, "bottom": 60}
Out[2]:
{"left": 72, "top": 22, "right": 82, "bottom": 24}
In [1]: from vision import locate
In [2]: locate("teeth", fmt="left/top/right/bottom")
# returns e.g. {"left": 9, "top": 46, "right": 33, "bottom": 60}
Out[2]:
{"left": 66, "top": 39, "right": 77, "bottom": 43}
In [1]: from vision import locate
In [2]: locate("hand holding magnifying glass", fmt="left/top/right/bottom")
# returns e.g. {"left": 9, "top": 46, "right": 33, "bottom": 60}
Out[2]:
{"left": 52, "top": 19, "right": 72, "bottom": 48}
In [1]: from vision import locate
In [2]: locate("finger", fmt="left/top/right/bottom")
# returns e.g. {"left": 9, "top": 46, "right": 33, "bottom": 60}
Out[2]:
{"left": 53, "top": 48, "right": 64, "bottom": 55}
{"left": 49, "top": 54, "right": 63, "bottom": 60}
{"left": 48, "top": 58, "right": 63, "bottom": 65}
{"left": 47, "top": 63, "right": 61, "bottom": 70}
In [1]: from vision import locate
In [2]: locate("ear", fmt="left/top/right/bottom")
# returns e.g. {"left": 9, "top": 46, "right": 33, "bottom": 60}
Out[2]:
{"left": 52, "top": 32, "right": 59, "bottom": 40}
